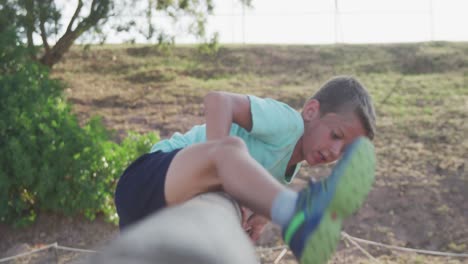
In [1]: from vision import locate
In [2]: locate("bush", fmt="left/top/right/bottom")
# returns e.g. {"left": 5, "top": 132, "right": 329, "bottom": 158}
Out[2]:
{"left": 0, "top": 29, "right": 159, "bottom": 226}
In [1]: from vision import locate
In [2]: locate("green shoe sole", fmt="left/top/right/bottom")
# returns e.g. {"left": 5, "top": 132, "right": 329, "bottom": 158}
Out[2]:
{"left": 328, "top": 137, "right": 376, "bottom": 218}
{"left": 285, "top": 137, "right": 376, "bottom": 264}
{"left": 300, "top": 210, "right": 342, "bottom": 264}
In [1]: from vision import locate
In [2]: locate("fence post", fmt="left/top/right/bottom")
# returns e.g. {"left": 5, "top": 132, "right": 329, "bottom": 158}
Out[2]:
{"left": 87, "top": 192, "right": 259, "bottom": 264}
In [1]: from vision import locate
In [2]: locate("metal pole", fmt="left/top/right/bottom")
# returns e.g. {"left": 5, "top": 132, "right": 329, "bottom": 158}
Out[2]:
{"left": 232, "top": 0, "right": 236, "bottom": 43}
{"left": 242, "top": 2, "right": 246, "bottom": 44}
{"left": 334, "top": 0, "right": 339, "bottom": 43}
{"left": 429, "top": 0, "right": 434, "bottom": 41}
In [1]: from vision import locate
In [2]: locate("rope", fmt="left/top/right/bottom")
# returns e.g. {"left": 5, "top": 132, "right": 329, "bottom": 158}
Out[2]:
{"left": 256, "top": 245, "right": 287, "bottom": 252}
{"left": 256, "top": 232, "right": 468, "bottom": 263}
{"left": 2, "top": 233, "right": 467, "bottom": 263}
{"left": 273, "top": 248, "right": 288, "bottom": 264}
{"left": 55, "top": 245, "right": 97, "bottom": 254}
{"left": 341, "top": 232, "right": 381, "bottom": 263}
{"left": 0, "top": 243, "right": 57, "bottom": 263}
{"left": 0, "top": 242, "right": 97, "bottom": 263}
{"left": 342, "top": 232, "right": 468, "bottom": 258}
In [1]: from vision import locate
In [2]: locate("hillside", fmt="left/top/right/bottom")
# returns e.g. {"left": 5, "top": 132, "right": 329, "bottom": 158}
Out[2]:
{"left": 2, "top": 42, "right": 467, "bottom": 263}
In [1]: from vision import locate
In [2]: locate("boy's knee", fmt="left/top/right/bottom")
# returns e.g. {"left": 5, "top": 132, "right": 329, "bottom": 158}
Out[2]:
{"left": 213, "top": 136, "right": 248, "bottom": 157}
{"left": 221, "top": 136, "right": 247, "bottom": 148}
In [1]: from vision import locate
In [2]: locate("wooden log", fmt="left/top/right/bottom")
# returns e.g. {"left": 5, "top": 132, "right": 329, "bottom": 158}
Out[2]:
{"left": 87, "top": 192, "right": 259, "bottom": 264}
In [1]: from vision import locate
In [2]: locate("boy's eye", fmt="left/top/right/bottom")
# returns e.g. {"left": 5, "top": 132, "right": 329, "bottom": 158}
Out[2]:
{"left": 331, "top": 131, "right": 340, "bottom": 139}
{"left": 331, "top": 130, "right": 344, "bottom": 140}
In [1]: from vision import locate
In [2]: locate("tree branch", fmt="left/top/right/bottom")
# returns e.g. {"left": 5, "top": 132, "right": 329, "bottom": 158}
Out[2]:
{"left": 40, "top": 0, "right": 110, "bottom": 67}
{"left": 38, "top": 11, "right": 50, "bottom": 53}
{"left": 24, "top": 0, "right": 36, "bottom": 60}
{"left": 74, "top": 0, "right": 110, "bottom": 34}
{"left": 66, "top": 0, "right": 83, "bottom": 33}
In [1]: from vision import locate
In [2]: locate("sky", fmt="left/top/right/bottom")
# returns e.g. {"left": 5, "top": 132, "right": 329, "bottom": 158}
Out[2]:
{"left": 59, "top": 0, "right": 468, "bottom": 45}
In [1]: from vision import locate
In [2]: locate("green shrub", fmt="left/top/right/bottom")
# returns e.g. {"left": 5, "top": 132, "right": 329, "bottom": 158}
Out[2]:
{"left": 197, "top": 32, "right": 220, "bottom": 57}
{"left": 89, "top": 131, "right": 159, "bottom": 222}
{"left": 0, "top": 29, "right": 158, "bottom": 226}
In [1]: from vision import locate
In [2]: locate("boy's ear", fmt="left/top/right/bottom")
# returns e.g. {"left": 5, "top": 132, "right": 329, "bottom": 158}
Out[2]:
{"left": 302, "top": 99, "right": 320, "bottom": 121}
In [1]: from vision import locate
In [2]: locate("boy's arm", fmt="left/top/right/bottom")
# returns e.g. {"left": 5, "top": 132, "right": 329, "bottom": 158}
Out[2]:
{"left": 205, "top": 92, "right": 269, "bottom": 239}
{"left": 203, "top": 91, "right": 252, "bottom": 140}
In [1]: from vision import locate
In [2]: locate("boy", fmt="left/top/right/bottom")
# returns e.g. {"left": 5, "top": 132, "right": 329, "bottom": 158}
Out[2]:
{"left": 115, "top": 76, "right": 377, "bottom": 263}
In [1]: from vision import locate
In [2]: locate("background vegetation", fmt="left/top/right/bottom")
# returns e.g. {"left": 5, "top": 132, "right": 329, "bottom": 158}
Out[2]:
{"left": 3, "top": 1, "right": 466, "bottom": 263}
{"left": 0, "top": 29, "right": 158, "bottom": 227}
{"left": 1, "top": 2, "right": 467, "bottom": 262}
{"left": 47, "top": 42, "right": 468, "bottom": 263}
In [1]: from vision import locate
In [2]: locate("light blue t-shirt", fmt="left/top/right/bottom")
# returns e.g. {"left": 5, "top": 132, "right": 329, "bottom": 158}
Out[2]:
{"left": 150, "top": 95, "right": 304, "bottom": 184}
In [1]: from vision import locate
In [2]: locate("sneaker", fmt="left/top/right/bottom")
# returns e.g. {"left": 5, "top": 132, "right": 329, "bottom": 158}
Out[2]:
{"left": 283, "top": 136, "right": 376, "bottom": 264}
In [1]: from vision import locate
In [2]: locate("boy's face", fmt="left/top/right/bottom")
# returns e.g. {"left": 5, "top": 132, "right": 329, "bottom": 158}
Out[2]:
{"left": 300, "top": 100, "right": 367, "bottom": 166}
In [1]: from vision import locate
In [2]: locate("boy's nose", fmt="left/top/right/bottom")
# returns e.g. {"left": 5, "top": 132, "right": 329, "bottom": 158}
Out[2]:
{"left": 330, "top": 141, "right": 344, "bottom": 160}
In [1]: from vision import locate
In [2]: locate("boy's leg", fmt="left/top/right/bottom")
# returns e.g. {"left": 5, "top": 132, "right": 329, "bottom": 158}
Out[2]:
{"left": 164, "top": 136, "right": 285, "bottom": 218}
{"left": 165, "top": 136, "right": 376, "bottom": 264}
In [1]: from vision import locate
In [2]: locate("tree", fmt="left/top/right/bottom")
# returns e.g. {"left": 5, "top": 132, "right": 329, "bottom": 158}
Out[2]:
{"left": 0, "top": 27, "right": 159, "bottom": 225}
{"left": 1, "top": 0, "right": 112, "bottom": 67}
{"left": 1, "top": 0, "right": 252, "bottom": 68}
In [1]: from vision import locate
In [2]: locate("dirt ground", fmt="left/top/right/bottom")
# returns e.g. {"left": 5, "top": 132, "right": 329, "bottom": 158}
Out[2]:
{"left": 1, "top": 44, "right": 467, "bottom": 263}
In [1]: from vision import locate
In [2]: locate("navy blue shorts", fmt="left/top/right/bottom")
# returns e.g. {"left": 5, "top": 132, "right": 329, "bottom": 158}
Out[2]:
{"left": 114, "top": 148, "right": 182, "bottom": 230}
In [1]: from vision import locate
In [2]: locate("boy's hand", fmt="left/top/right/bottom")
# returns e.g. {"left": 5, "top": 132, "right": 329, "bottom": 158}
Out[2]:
{"left": 241, "top": 207, "right": 268, "bottom": 242}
